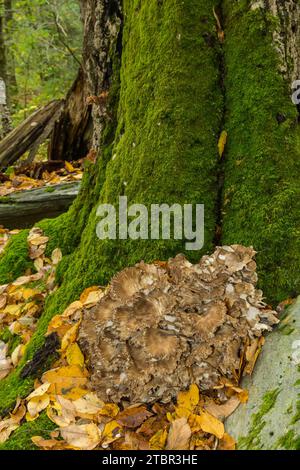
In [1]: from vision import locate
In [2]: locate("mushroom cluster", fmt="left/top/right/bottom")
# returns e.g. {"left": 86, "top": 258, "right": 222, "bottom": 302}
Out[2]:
{"left": 79, "top": 245, "right": 278, "bottom": 404}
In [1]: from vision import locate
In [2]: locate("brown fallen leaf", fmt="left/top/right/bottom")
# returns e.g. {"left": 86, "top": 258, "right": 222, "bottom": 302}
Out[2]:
{"left": 203, "top": 396, "right": 240, "bottom": 420}
{"left": 116, "top": 405, "right": 153, "bottom": 429}
{"left": 166, "top": 417, "right": 191, "bottom": 450}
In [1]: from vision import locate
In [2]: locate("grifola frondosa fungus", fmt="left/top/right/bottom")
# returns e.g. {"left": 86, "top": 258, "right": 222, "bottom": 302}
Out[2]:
{"left": 79, "top": 245, "right": 278, "bottom": 404}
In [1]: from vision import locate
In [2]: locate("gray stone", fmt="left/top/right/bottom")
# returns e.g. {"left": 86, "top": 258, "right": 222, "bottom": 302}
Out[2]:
{"left": 226, "top": 296, "right": 300, "bottom": 450}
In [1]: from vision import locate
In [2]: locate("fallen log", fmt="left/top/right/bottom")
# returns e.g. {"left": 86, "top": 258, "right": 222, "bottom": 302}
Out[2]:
{"left": 0, "top": 181, "right": 80, "bottom": 229}
{"left": 0, "top": 100, "right": 64, "bottom": 170}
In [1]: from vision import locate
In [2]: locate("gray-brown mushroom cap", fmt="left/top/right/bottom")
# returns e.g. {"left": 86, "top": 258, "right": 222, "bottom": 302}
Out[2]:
{"left": 78, "top": 245, "right": 278, "bottom": 404}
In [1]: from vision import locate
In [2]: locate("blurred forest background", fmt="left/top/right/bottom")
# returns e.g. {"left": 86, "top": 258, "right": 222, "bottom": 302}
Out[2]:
{"left": 0, "top": 0, "right": 82, "bottom": 126}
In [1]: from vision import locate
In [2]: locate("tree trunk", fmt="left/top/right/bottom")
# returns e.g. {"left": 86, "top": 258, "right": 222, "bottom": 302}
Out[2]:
{"left": 0, "top": 0, "right": 300, "bottom": 448}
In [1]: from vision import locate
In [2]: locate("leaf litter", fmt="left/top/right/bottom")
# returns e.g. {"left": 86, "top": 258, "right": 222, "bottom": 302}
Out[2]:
{"left": 0, "top": 233, "right": 281, "bottom": 450}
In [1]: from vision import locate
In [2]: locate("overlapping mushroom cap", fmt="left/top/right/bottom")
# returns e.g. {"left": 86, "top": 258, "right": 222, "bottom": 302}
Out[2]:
{"left": 79, "top": 245, "right": 278, "bottom": 404}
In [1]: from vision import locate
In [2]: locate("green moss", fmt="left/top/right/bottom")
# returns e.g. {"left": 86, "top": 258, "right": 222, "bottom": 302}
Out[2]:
{"left": 0, "top": 413, "right": 56, "bottom": 450}
{"left": 238, "top": 389, "right": 280, "bottom": 450}
{"left": 277, "top": 430, "right": 300, "bottom": 450}
{"left": 43, "top": 187, "right": 56, "bottom": 193}
{"left": 221, "top": 1, "right": 300, "bottom": 304}
{"left": 0, "top": 328, "right": 21, "bottom": 356}
{"left": 0, "top": 230, "right": 33, "bottom": 285}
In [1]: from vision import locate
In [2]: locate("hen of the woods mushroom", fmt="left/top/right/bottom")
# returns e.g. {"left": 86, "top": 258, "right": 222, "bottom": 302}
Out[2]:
{"left": 79, "top": 245, "right": 279, "bottom": 404}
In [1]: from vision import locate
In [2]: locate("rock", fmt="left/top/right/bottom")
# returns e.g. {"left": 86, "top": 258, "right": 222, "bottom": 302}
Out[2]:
{"left": 226, "top": 297, "right": 300, "bottom": 450}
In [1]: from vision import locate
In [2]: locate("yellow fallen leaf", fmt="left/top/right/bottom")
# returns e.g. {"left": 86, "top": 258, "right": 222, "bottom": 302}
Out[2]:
{"left": 101, "top": 420, "right": 122, "bottom": 448}
{"left": 166, "top": 417, "right": 191, "bottom": 450}
{"left": 99, "top": 403, "right": 120, "bottom": 418}
{"left": 149, "top": 428, "right": 168, "bottom": 450}
{"left": 61, "top": 423, "right": 101, "bottom": 450}
{"left": 66, "top": 342, "right": 85, "bottom": 367}
{"left": 29, "top": 236, "right": 49, "bottom": 246}
{"left": 34, "top": 257, "right": 44, "bottom": 272}
{"left": 189, "top": 411, "right": 224, "bottom": 439}
{"left": 175, "top": 383, "right": 199, "bottom": 418}
{"left": 26, "top": 411, "right": 39, "bottom": 422}
{"left": 60, "top": 387, "right": 89, "bottom": 401}
{"left": 218, "top": 130, "right": 227, "bottom": 158}
{"left": 27, "top": 383, "right": 51, "bottom": 400}
{"left": 2, "top": 304, "right": 22, "bottom": 317}
{"left": 42, "top": 365, "right": 88, "bottom": 395}
{"left": 218, "top": 432, "right": 236, "bottom": 450}
{"left": 11, "top": 344, "right": 26, "bottom": 367}
{"left": 21, "top": 288, "right": 40, "bottom": 301}
{"left": 65, "top": 161, "right": 76, "bottom": 173}
{"left": 51, "top": 248, "right": 62, "bottom": 265}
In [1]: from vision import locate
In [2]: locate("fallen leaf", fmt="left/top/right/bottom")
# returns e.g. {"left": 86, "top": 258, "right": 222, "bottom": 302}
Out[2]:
{"left": 61, "top": 423, "right": 101, "bottom": 450}
{"left": 149, "top": 428, "right": 168, "bottom": 450}
{"left": 218, "top": 130, "right": 227, "bottom": 158}
{"left": 116, "top": 406, "right": 153, "bottom": 429}
{"left": 31, "top": 436, "right": 62, "bottom": 450}
{"left": 218, "top": 432, "right": 236, "bottom": 450}
{"left": 189, "top": 411, "right": 224, "bottom": 439}
{"left": 66, "top": 342, "right": 85, "bottom": 367}
{"left": 101, "top": 420, "right": 122, "bottom": 448}
{"left": 99, "top": 403, "right": 120, "bottom": 418}
{"left": 73, "top": 393, "right": 104, "bottom": 417}
{"left": 61, "top": 322, "right": 81, "bottom": 352}
{"left": 27, "top": 394, "right": 50, "bottom": 418}
{"left": 47, "top": 395, "right": 76, "bottom": 427}
{"left": 11, "top": 344, "right": 25, "bottom": 367}
{"left": 42, "top": 365, "right": 88, "bottom": 395}
{"left": 51, "top": 248, "right": 62, "bottom": 266}
{"left": 204, "top": 396, "right": 240, "bottom": 420}
{"left": 176, "top": 384, "right": 199, "bottom": 416}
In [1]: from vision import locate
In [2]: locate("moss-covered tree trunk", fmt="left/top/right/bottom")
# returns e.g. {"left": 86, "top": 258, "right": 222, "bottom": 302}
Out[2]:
{"left": 0, "top": 0, "right": 300, "bottom": 449}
